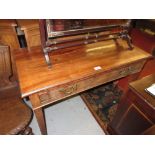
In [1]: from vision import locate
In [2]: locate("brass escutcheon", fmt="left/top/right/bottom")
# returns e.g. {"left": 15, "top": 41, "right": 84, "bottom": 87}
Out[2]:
{"left": 119, "top": 69, "right": 127, "bottom": 76}
{"left": 59, "top": 84, "right": 78, "bottom": 95}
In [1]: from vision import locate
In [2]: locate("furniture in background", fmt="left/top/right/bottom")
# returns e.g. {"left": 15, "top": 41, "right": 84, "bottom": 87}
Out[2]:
{"left": 0, "top": 20, "right": 20, "bottom": 49}
{"left": 16, "top": 19, "right": 127, "bottom": 52}
{"left": 0, "top": 45, "right": 13, "bottom": 89}
{"left": 14, "top": 39, "right": 151, "bottom": 134}
{"left": 118, "top": 20, "right": 155, "bottom": 92}
{"left": 0, "top": 20, "right": 20, "bottom": 82}
{"left": 0, "top": 45, "right": 33, "bottom": 135}
{"left": 16, "top": 19, "right": 41, "bottom": 51}
{"left": 16, "top": 26, "right": 27, "bottom": 48}
{"left": 0, "top": 86, "right": 33, "bottom": 135}
{"left": 108, "top": 74, "right": 155, "bottom": 135}
{"left": 130, "top": 28, "right": 155, "bottom": 78}
{"left": 134, "top": 19, "right": 155, "bottom": 35}
{"left": 143, "top": 124, "right": 155, "bottom": 135}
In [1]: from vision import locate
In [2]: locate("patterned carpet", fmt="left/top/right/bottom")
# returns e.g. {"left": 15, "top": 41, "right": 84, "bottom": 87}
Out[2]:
{"left": 82, "top": 82, "right": 123, "bottom": 127}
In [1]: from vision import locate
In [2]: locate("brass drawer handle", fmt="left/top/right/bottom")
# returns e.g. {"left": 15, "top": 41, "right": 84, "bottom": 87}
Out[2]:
{"left": 119, "top": 66, "right": 135, "bottom": 76}
{"left": 38, "top": 90, "right": 50, "bottom": 102}
{"left": 59, "top": 84, "right": 78, "bottom": 95}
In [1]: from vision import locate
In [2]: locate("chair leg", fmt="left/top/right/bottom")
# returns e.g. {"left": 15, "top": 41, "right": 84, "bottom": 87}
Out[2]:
{"left": 19, "top": 126, "right": 34, "bottom": 135}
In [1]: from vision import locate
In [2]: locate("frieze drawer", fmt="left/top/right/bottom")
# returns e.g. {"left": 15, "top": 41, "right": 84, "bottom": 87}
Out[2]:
{"left": 38, "top": 60, "right": 146, "bottom": 105}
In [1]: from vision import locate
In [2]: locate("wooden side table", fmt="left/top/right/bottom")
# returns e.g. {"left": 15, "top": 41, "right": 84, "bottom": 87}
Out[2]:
{"left": 14, "top": 39, "right": 151, "bottom": 134}
{"left": 108, "top": 74, "right": 155, "bottom": 135}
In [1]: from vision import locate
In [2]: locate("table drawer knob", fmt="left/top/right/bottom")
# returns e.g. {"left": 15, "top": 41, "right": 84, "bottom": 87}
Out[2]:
{"left": 59, "top": 84, "right": 78, "bottom": 95}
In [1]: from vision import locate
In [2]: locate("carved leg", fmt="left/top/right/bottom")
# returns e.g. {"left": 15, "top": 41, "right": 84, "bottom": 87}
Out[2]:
{"left": 44, "top": 49, "right": 52, "bottom": 68}
{"left": 34, "top": 108, "right": 47, "bottom": 135}
{"left": 125, "top": 34, "right": 133, "bottom": 50}
{"left": 120, "top": 32, "right": 133, "bottom": 50}
{"left": 29, "top": 94, "right": 47, "bottom": 135}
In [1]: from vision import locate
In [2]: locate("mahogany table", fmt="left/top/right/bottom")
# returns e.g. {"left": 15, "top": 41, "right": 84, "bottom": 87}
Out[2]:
{"left": 14, "top": 39, "right": 151, "bottom": 134}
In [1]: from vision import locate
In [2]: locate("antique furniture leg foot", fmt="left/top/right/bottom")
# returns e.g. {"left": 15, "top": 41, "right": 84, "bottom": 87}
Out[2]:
{"left": 24, "top": 127, "right": 33, "bottom": 135}
{"left": 125, "top": 34, "right": 133, "bottom": 50}
{"left": 44, "top": 49, "right": 52, "bottom": 67}
{"left": 20, "top": 126, "right": 34, "bottom": 135}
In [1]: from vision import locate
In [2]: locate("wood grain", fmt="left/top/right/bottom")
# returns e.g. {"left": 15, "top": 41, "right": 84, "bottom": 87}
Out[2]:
{"left": 29, "top": 94, "right": 47, "bottom": 135}
{"left": 108, "top": 74, "right": 155, "bottom": 135}
{"left": 129, "top": 74, "right": 155, "bottom": 108}
{"left": 0, "top": 44, "right": 32, "bottom": 135}
{"left": 17, "top": 19, "right": 41, "bottom": 50}
{"left": 0, "top": 86, "right": 33, "bottom": 135}
{"left": 0, "top": 19, "right": 20, "bottom": 82}
{"left": 14, "top": 39, "right": 151, "bottom": 98}
{"left": 14, "top": 39, "right": 151, "bottom": 134}
{"left": 0, "top": 45, "right": 12, "bottom": 89}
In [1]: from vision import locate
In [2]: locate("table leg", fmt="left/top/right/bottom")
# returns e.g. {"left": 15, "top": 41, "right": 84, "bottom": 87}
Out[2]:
{"left": 29, "top": 94, "right": 47, "bottom": 135}
{"left": 34, "top": 108, "right": 47, "bottom": 135}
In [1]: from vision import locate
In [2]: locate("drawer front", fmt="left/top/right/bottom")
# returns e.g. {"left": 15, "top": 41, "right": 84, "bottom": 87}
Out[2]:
{"left": 28, "top": 34, "right": 41, "bottom": 47}
{"left": 37, "top": 61, "right": 145, "bottom": 105}
{"left": 25, "top": 28, "right": 41, "bottom": 48}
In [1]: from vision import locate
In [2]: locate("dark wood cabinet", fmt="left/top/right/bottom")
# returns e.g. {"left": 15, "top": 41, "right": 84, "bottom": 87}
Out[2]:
{"left": 108, "top": 74, "right": 155, "bottom": 135}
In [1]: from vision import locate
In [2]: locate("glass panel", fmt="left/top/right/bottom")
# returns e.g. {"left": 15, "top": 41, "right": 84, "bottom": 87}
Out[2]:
{"left": 46, "top": 19, "right": 127, "bottom": 38}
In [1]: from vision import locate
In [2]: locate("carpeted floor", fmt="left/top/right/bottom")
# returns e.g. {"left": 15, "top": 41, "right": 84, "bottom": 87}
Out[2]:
{"left": 81, "top": 82, "right": 123, "bottom": 128}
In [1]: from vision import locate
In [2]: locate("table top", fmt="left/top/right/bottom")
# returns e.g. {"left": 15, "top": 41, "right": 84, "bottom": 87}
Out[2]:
{"left": 14, "top": 39, "right": 151, "bottom": 97}
{"left": 130, "top": 74, "right": 155, "bottom": 108}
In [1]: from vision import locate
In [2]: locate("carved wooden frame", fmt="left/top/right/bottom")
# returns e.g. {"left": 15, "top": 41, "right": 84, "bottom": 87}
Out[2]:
{"left": 39, "top": 19, "right": 133, "bottom": 67}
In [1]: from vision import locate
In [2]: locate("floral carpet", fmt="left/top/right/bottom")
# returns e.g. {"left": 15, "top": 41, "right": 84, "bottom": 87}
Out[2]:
{"left": 82, "top": 82, "right": 123, "bottom": 127}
